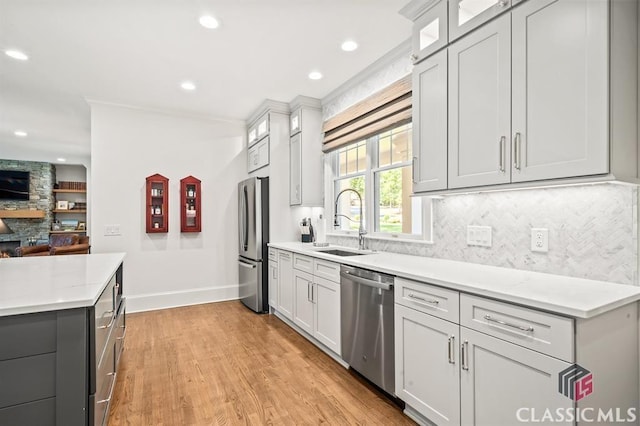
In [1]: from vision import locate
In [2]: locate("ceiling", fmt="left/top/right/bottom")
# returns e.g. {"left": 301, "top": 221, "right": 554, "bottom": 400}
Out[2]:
{"left": 0, "top": 0, "right": 412, "bottom": 164}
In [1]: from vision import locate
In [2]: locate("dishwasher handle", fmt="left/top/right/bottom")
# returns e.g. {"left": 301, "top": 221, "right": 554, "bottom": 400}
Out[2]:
{"left": 340, "top": 271, "right": 392, "bottom": 291}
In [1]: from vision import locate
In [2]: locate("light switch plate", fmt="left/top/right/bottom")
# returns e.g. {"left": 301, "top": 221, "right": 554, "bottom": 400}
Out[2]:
{"left": 467, "top": 225, "right": 492, "bottom": 247}
{"left": 104, "top": 224, "right": 121, "bottom": 236}
{"left": 531, "top": 228, "right": 548, "bottom": 252}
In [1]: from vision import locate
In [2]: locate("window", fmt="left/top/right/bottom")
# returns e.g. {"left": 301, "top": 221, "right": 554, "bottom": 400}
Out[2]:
{"left": 331, "top": 123, "right": 429, "bottom": 239}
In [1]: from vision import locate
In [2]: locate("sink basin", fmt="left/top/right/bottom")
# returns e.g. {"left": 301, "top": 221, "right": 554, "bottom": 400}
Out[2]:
{"left": 317, "top": 249, "right": 368, "bottom": 257}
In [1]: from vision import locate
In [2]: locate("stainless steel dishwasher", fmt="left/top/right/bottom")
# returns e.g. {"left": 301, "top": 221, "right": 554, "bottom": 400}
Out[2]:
{"left": 340, "top": 264, "right": 395, "bottom": 395}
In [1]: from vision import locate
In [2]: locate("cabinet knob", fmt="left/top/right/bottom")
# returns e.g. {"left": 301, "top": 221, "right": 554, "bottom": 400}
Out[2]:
{"left": 410, "top": 54, "right": 419, "bottom": 62}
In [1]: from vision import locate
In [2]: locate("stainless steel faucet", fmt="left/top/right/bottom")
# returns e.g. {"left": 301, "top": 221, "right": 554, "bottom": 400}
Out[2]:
{"left": 334, "top": 188, "right": 367, "bottom": 250}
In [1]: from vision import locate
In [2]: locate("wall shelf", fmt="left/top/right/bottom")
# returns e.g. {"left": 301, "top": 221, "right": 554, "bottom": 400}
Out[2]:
{"left": 0, "top": 210, "right": 45, "bottom": 219}
{"left": 53, "top": 189, "right": 86, "bottom": 194}
{"left": 53, "top": 210, "right": 87, "bottom": 214}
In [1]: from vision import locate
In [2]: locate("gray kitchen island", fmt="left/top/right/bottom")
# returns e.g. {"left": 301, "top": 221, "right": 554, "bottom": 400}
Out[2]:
{"left": 0, "top": 252, "right": 126, "bottom": 426}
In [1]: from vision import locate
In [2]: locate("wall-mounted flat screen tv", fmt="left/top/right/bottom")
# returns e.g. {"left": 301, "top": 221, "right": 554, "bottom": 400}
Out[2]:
{"left": 0, "top": 170, "right": 30, "bottom": 200}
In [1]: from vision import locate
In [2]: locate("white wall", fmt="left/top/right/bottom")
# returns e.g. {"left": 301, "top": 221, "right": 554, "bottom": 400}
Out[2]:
{"left": 90, "top": 102, "right": 246, "bottom": 312}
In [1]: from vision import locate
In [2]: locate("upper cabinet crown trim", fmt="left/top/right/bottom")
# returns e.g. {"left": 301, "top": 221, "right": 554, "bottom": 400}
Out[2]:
{"left": 246, "top": 99, "right": 290, "bottom": 125}
{"left": 399, "top": 0, "right": 442, "bottom": 21}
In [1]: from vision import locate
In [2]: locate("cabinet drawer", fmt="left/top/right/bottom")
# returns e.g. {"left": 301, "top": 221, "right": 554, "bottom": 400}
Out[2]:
{"left": 95, "top": 275, "right": 117, "bottom": 368}
{"left": 115, "top": 299, "right": 126, "bottom": 366}
{"left": 0, "top": 312, "right": 56, "bottom": 361}
{"left": 313, "top": 259, "right": 340, "bottom": 283}
{"left": 95, "top": 336, "right": 116, "bottom": 426}
{"left": 268, "top": 247, "right": 278, "bottom": 262}
{"left": 395, "top": 277, "right": 459, "bottom": 323}
{"left": 293, "top": 253, "right": 313, "bottom": 273}
{"left": 460, "top": 294, "right": 574, "bottom": 362}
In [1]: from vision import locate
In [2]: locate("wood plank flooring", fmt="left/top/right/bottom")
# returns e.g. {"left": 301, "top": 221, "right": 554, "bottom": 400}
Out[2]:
{"left": 107, "top": 301, "right": 415, "bottom": 425}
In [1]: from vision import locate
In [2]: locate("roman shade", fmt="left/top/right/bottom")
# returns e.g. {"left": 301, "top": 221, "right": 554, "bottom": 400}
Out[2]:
{"left": 322, "top": 75, "right": 412, "bottom": 153}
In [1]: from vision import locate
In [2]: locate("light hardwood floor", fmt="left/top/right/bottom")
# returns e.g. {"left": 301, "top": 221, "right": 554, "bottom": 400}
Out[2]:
{"left": 107, "top": 301, "right": 415, "bottom": 425}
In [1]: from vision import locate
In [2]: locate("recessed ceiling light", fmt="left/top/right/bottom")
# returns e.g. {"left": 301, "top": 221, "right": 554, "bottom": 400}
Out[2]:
{"left": 57, "top": 158, "right": 66, "bottom": 162}
{"left": 14, "top": 130, "right": 27, "bottom": 137}
{"left": 308, "top": 71, "right": 323, "bottom": 80}
{"left": 5, "top": 49, "right": 28, "bottom": 61}
{"left": 199, "top": 15, "right": 220, "bottom": 29}
{"left": 180, "top": 81, "right": 196, "bottom": 91}
{"left": 341, "top": 40, "right": 359, "bottom": 52}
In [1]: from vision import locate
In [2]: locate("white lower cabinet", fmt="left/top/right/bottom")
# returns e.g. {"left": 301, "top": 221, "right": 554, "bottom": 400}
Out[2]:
{"left": 276, "top": 251, "right": 293, "bottom": 320}
{"left": 268, "top": 248, "right": 278, "bottom": 309}
{"left": 395, "top": 304, "right": 460, "bottom": 426}
{"left": 395, "top": 279, "right": 577, "bottom": 426}
{"left": 313, "top": 276, "right": 341, "bottom": 354}
{"left": 293, "top": 269, "right": 314, "bottom": 335}
{"left": 276, "top": 252, "right": 341, "bottom": 356}
{"left": 460, "top": 327, "right": 572, "bottom": 426}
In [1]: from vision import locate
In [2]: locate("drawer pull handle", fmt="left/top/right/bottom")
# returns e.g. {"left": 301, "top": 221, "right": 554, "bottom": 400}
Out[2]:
{"left": 408, "top": 293, "right": 439, "bottom": 305}
{"left": 98, "top": 315, "right": 116, "bottom": 329}
{"left": 96, "top": 372, "right": 117, "bottom": 404}
{"left": 447, "top": 336, "right": 455, "bottom": 364}
{"left": 484, "top": 315, "right": 534, "bottom": 332}
{"left": 461, "top": 340, "right": 469, "bottom": 371}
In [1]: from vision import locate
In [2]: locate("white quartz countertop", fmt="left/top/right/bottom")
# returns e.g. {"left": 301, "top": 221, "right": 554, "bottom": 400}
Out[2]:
{"left": 0, "top": 252, "right": 126, "bottom": 317}
{"left": 268, "top": 242, "right": 640, "bottom": 319}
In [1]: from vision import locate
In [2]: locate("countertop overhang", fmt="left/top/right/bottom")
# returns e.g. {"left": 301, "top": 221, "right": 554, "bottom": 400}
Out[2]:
{"left": 0, "top": 252, "right": 126, "bottom": 317}
{"left": 268, "top": 242, "right": 640, "bottom": 319}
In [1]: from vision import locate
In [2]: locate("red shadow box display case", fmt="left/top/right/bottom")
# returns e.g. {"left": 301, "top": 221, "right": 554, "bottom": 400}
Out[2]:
{"left": 146, "top": 173, "right": 169, "bottom": 233}
{"left": 180, "top": 175, "right": 201, "bottom": 233}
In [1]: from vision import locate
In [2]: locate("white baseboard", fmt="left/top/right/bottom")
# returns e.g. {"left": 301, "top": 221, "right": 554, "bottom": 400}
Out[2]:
{"left": 126, "top": 285, "right": 239, "bottom": 313}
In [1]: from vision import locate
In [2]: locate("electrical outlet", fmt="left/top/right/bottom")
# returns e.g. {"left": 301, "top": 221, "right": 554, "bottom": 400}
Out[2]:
{"left": 531, "top": 228, "right": 548, "bottom": 252}
{"left": 467, "top": 225, "right": 492, "bottom": 247}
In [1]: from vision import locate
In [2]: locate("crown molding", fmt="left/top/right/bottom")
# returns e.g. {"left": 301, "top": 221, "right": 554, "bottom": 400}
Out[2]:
{"left": 399, "top": 0, "right": 440, "bottom": 21}
{"left": 246, "top": 99, "right": 290, "bottom": 125}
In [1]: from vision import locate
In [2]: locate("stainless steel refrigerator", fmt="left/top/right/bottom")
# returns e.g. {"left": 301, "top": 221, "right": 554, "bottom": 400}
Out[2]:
{"left": 238, "top": 176, "right": 269, "bottom": 313}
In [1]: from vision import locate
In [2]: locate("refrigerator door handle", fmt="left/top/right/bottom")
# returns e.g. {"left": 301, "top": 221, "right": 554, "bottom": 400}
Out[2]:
{"left": 243, "top": 185, "right": 249, "bottom": 251}
{"left": 239, "top": 260, "right": 257, "bottom": 269}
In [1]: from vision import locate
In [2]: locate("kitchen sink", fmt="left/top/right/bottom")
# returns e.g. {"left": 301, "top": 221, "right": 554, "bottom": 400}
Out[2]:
{"left": 317, "top": 249, "right": 368, "bottom": 257}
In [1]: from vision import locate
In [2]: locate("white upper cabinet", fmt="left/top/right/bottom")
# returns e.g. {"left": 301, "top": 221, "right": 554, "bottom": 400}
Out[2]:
{"left": 448, "top": 14, "right": 511, "bottom": 189}
{"left": 412, "top": 49, "right": 448, "bottom": 192}
{"left": 411, "top": 1, "right": 448, "bottom": 64}
{"left": 290, "top": 108, "right": 302, "bottom": 136}
{"left": 288, "top": 98, "right": 324, "bottom": 207}
{"left": 449, "top": 0, "right": 512, "bottom": 41}
{"left": 247, "top": 112, "right": 269, "bottom": 147}
{"left": 511, "top": 0, "right": 608, "bottom": 182}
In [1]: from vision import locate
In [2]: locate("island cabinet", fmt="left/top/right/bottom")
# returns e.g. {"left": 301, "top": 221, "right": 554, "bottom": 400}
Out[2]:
{"left": 0, "top": 261, "right": 126, "bottom": 426}
{"left": 395, "top": 278, "right": 639, "bottom": 426}
{"left": 408, "top": 0, "right": 638, "bottom": 194}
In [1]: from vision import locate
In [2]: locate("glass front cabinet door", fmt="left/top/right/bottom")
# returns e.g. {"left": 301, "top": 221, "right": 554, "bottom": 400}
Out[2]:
{"left": 411, "top": 0, "right": 448, "bottom": 64}
{"left": 449, "top": 0, "right": 513, "bottom": 41}
{"left": 180, "top": 175, "right": 201, "bottom": 233}
{"left": 146, "top": 173, "right": 169, "bottom": 233}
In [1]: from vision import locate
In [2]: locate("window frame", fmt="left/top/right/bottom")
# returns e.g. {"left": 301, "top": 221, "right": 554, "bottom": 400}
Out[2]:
{"left": 329, "top": 123, "right": 431, "bottom": 241}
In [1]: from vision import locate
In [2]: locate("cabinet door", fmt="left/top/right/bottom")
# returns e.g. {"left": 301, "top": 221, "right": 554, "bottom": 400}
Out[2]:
{"left": 268, "top": 263, "right": 278, "bottom": 309}
{"left": 511, "top": 0, "right": 608, "bottom": 183}
{"left": 313, "top": 276, "right": 341, "bottom": 355}
{"left": 411, "top": 0, "right": 448, "bottom": 64}
{"left": 460, "top": 327, "right": 573, "bottom": 426}
{"left": 448, "top": 14, "right": 511, "bottom": 189}
{"left": 277, "top": 251, "right": 294, "bottom": 320}
{"left": 395, "top": 305, "right": 460, "bottom": 426}
{"left": 449, "top": 0, "right": 512, "bottom": 41}
{"left": 290, "top": 133, "right": 302, "bottom": 205}
{"left": 412, "top": 49, "right": 448, "bottom": 193}
{"left": 293, "top": 270, "right": 314, "bottom": 335}
{"left": 290, "top": 108, "right": 301, "bottom": 135}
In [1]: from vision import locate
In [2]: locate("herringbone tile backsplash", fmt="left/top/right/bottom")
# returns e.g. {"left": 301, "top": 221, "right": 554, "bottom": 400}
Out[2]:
{"left": 328, "top": 184, "right": 638, "bottom": 286}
